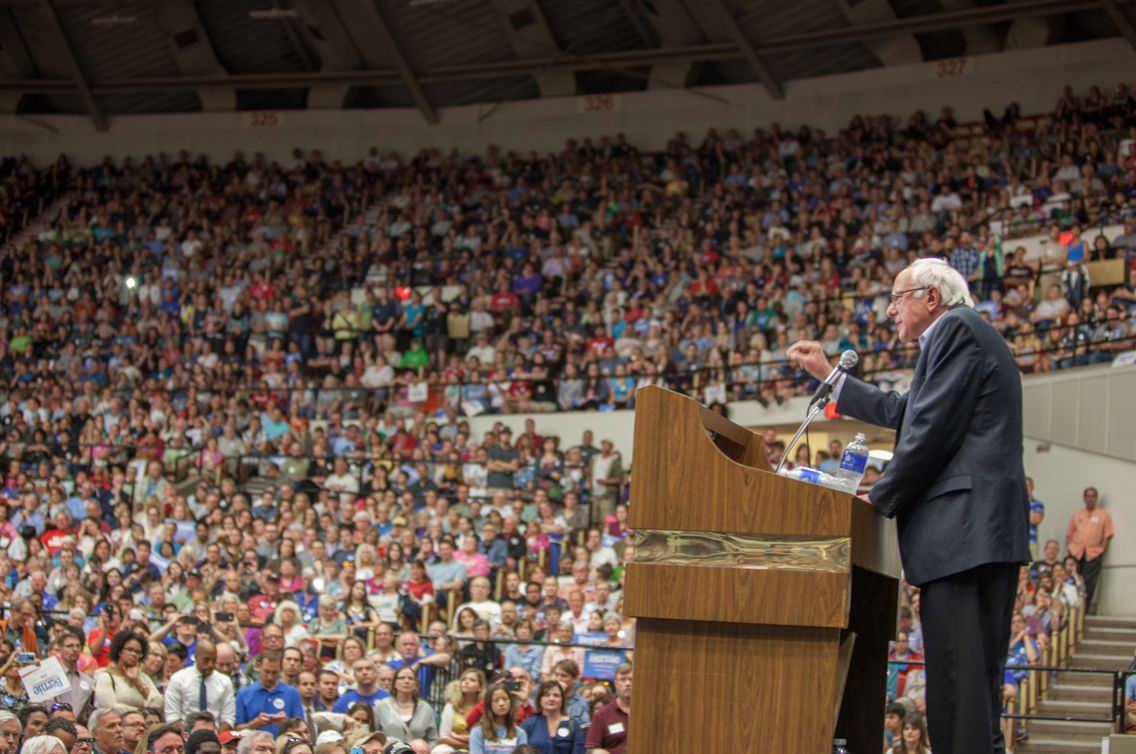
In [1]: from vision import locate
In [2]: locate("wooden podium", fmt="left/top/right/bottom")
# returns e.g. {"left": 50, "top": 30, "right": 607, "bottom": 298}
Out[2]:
{"left": 624, "top": 386, "right": 901, "bottom": 754}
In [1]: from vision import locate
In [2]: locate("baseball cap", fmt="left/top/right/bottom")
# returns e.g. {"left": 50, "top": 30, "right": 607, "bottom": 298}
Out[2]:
{"left": 218, "top": 731, "right": 243, "bottom": 745}
{"left": 384, "top": 744, "right": 414, "bottom": 754}
{"left": 314, "top": 732, "right": 344, "bottom": 746}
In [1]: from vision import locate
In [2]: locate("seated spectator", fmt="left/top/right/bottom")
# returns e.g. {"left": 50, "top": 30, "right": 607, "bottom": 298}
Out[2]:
{"left": 520, "top": 680, "right": 584, "bottom": 754}
{"left": 468, "top": 681, "right": 527, "bottom": 754}
{"left": 434, "top": 668, "right": 486, "bottom": 754}
{"left": 459, "top": 620, "right": 503, "bottom": 678}
{"left": 330, "top": 659, "right": 389, "bottom": 713}
{"left": 583, "top": 664, "right": 631, "bottom": 754}
{"left": 372, "top": 666, "right": 437, "bottom": 750}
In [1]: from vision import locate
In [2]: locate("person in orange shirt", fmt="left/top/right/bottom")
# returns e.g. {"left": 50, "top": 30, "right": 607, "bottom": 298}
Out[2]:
{"left": 1066, "top": 486, "right": 1114, "bottom": 610}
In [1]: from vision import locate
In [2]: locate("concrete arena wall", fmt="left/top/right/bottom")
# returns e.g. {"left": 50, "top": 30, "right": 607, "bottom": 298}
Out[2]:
{"left": 1, "top": 39, "right": 1134, "bottom": 164}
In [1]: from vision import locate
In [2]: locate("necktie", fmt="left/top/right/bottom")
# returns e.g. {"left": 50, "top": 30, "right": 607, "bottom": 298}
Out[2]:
{"left": 306, "top": 708, "right": 316, "bottom": 736}
{"left": 199, "top": 675, "right": 208, "bottom": 711}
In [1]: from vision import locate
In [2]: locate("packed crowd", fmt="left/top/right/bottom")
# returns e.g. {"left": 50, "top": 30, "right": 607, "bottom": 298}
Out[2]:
{"left": 0, "top": 81, "right": 1135, "bottom": 754}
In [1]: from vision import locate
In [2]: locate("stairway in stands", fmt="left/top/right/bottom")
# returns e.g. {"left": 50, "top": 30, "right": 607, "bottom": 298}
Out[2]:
{"left": 1019, "top": 615, "right": 1136, "bottom": 754}
{"left": 0, "top": 193, "right": 70, "bottom": 252}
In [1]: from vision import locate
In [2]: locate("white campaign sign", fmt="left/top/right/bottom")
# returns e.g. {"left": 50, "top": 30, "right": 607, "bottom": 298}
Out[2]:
{"left": 19, "top": 656, "right": 72, "bottom": 703}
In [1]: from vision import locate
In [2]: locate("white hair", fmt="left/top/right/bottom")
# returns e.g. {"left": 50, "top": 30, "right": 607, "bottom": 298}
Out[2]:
{"left": 907, "top": 258, "right": 974, "bottom": 308}
{"left": 88, "top": 708, "right": 119, "bottom": 734}
{"left": 236, "top": 732, "right": 274, "bottom": 754}
{"left": 21, "top": 736, "right": 67, "bottom": 754}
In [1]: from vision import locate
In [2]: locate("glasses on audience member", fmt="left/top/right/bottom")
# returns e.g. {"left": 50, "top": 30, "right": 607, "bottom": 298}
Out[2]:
{"left": 51, "top": 702, "right": 73, "bottom": 711}
{"left": 75, "top": 739, "right": 96, "bottom": 748}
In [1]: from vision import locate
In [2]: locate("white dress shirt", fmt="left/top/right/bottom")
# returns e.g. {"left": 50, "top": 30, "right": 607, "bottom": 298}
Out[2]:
{"left": 164, "top": 665, "right": 236, "bottom": 726}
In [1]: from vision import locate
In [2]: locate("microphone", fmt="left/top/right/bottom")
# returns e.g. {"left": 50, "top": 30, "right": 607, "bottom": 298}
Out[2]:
{"left": 808, "top": 350, "right": 859, "bottom": 408}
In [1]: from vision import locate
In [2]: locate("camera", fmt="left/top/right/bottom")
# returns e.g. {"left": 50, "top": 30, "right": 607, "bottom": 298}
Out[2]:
{"left": 215, "top": 612, "right": 233, "bottom": 623}
{"left": 504, "top": 679, "right": 521, "bottom": 693}
{"left": 15, "top": 651, "right": 36, "bottom": 664}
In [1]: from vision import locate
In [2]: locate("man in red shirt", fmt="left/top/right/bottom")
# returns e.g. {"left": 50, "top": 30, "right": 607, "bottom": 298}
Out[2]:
{"left": 1066, "top": 486, "right": 1115, "bottom": 610}
{"left": 586, "top": 663, "right": 631, "bottom": 754}
{"left": 39, "top": 510, "right": 74, "bottom": 554}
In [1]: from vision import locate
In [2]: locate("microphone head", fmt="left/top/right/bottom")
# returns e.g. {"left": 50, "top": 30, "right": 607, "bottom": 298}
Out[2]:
{"left": 838, "top": 350, "right": 859, "bottom": 370}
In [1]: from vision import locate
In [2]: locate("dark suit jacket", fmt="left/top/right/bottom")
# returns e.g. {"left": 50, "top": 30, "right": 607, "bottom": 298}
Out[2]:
{"left": 837, "top": 305, "right": 1030, "bottom": 586}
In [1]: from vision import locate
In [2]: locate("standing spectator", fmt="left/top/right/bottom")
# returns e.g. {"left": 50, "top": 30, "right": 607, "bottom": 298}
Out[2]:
{"left": 235, "top": 651, "right": 302, "bottom": 736}
{"left": 1065, "top": 486, "right": 1115, "bottom": 610}
{"left": 92, "top": 632, "right": 164, "bottom": 711}
{"left": 586, "top": 441, "right": 623, "bottom": 527}
{"left": 164, "top": 640, "right": 236, "bottom": 728}
{"left": 371, "top": 666, "right": 437, "bottom": 750}
{"left": 584, "top": 664, "right": 631, "bottom": 754}
{"left": 1026, "top": 477, "right": 1045, "bottom": 560}
{"left": 486, "top": 430, "right": 520, "bottom": 496}
{"left": 48, "top": 630, "right": 94, "bottom": 721}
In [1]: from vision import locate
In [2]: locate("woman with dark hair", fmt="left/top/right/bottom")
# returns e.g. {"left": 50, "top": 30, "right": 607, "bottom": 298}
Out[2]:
{"left": 0, "top": 640, "right": 30, "bottom": 714}
{"left": 469, "top": 681, "right": 526, "bottom": 754}
{"left": 17, "top": 705, "right": 48, "bottom": 739}
{"left": 341, "top": 581, "right": 380, "bottom": 641}
{"left": 92, "top": 631, "right": 163, "bottom": 710}
{"left": 372, "top": 665, "right": 437, "bottom": 748}
{"left": 520, "top": 681, "right": 584, "bottom": 754}
{"left": 889, "top": 712, "right": 932, "bottom": 754}
{"left": 345, "top": 701, "right": 376, "bottom": 734}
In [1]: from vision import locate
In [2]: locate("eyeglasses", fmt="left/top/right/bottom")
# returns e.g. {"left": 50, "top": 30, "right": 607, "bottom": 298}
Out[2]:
{"left": 120, "top": 645, "right": 143, "bottom": 655}
{"left": 51, "top": 702, "right": 73, "bottom": 711}
{"left": 75, "top": 739, "right": 96, "bottom": 747}
{"left": 889, "top": 286, "right": 928, "bottom": 304}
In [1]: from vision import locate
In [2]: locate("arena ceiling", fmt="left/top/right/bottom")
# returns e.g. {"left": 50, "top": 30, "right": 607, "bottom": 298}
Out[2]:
{"left": 0, "top": 0, "right": 1133, "bottom": 130}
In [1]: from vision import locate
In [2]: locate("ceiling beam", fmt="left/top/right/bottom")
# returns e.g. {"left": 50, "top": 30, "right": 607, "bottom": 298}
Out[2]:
{"left": 0, "top": 44, "right": 745, "bottom": 95}
{"left": 41, "top": 0, "right": 106, "bottom": 130}
{"left": 272, "top": 0, "right": 320, "bottom": 73}
{"left": 1100, "top": 0, "right": 1136, "bottom": 52}
{"left": 705, "top": 0, "right": 784, "bottom": 99}
{"left": 618, "top": 0, "right": 657, "bottom": 49}
{"left": 740, "top": 0, "right": 1100, "bottom": 50}
{"left": 359, "top": 0, "right": 437, "bottom": 124}
{"left": 488, "top": 0, "right": 575, "bottom": 98}
{"left": 155, "top": 1, "right": 234, "bottom": 111}
{"left": 0, "top": 8, "right": 38, "bottom": 112}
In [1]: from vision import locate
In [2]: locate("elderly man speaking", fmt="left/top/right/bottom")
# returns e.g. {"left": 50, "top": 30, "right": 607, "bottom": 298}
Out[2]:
{"left": 788, "top": 257, "right": 1029, "bottom": 754}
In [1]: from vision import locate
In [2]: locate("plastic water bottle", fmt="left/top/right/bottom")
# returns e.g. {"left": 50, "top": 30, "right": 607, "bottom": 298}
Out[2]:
{"left": 834, "top": 433, "right": 869, "bottom": 494}
{"left": 832, "top": 739, "right": 850, "bottom": 754}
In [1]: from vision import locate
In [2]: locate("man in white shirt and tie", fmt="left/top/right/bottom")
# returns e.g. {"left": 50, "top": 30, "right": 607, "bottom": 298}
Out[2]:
{"left": 164, "top": 640, "right": 236, "bottom": 727}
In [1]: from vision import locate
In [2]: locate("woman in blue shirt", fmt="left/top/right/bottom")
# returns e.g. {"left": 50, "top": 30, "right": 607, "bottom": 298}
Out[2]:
{"left": 520, "top": 681, "right": 584, "bottom": 754}
{"left": 469, "top": 681, "right": 527, "bottom": 754}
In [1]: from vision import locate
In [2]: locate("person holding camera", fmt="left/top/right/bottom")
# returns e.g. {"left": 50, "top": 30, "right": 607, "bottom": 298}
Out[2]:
{"left": 87, "top": 605, "right": 122, "bottom": 669}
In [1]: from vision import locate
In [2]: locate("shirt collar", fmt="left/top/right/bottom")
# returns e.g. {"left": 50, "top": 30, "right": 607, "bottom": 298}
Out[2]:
{"left": 918, "top": 311, "right": 949, "bottom": 350}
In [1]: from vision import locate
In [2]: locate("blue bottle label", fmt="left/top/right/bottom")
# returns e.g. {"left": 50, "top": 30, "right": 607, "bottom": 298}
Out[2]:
{"left": 798, "top": 468, "right": 821, "bottom": 484}
{"left": 839, "top": 450, "right": 867, "bottom": 474}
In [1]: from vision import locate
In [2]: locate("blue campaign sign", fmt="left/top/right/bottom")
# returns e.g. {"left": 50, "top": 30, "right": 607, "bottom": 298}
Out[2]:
{"left": 575, "top": 632, "right": 608, "bottom": 647}
{"left": 583, "top": 648, "right": 626, "bottom": 680}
